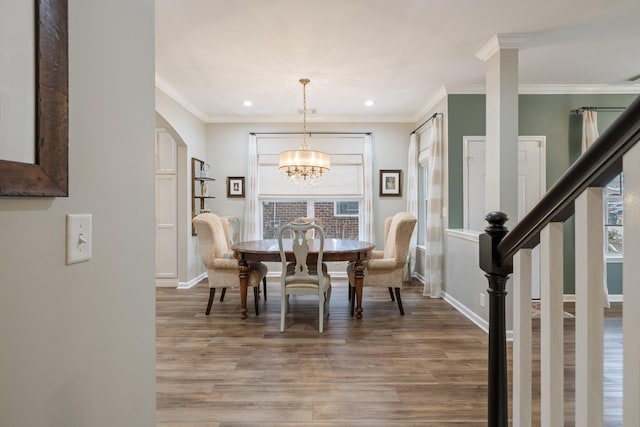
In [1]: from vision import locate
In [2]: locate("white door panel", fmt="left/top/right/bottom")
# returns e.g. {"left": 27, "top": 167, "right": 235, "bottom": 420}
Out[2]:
{"left": 463, "top": 136, "right": 546, "bottom": 298}
{"left": 155, "top": 130, "right": 178, "bottom": 285}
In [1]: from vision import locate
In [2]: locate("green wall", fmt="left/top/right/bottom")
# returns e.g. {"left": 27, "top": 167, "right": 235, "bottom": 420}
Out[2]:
{"left": 447, "top": 93, "right": 637, "bottom": 294}
{"left": 447, "top": 95, "right": 486, "bottom": 228}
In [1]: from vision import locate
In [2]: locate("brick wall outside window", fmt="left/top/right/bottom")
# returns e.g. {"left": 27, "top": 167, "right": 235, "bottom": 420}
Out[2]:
{"left": 262, "top": 201, "right": 359, "bottom": 239}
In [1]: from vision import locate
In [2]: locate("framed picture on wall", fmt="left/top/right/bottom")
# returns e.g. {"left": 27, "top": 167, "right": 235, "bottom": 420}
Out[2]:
{"left": 379, "top": 170, "right": 402, "bottom": 197}
{"left": 227, "top": 176, "right": 245, "bottom": 198}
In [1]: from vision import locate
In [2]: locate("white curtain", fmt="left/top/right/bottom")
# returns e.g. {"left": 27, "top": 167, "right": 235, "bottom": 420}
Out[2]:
{"left": 581, "top": 110, "right": 611, "bottom": 308}
{"left": 362, "top": 134, "right": 374, "bottom": 242}
{"left": 244, "top": 134, "right": 261, "bottom": 241}
{"left": 406, "top": 133, "right": 418, "bottom": 278}
{"left": 424, "top": 115, "right": 443, "bottom": 298}
{"left": 581, "top": 109, "right": 599, "bottom": 153}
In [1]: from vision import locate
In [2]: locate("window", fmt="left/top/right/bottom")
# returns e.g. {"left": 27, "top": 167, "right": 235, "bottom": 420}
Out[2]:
{"left": 604, "top": 173, "right": 623, "bottom": 257}
{"left": 262, "top": 200, "right": 360, "bottom": 239}
{"left": 253, "top": 133, "right": 368, "bottom": 241}
{"left": 334, "top": 201, "right": 359, "bottom": 217}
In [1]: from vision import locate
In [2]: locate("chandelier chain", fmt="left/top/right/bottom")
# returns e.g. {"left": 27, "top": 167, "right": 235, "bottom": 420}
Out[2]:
{"left": 301, "top": 78, "right": 309, "bottom": 150}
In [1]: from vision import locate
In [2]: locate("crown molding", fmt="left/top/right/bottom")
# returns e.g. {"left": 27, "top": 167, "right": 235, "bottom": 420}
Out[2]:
{"left": 205, "top": 113, "right": 415, "bottom": 123}
{"left": 155, "top": 74, "right": 208, "bottom": 122}
{"left": 476, "top": 33, "right": 531, "bottom": 62}
{"left": 412, "top": 86, "right": 449, "bottom": 122}
{"left": 518, "top": 83, "right": 640, "bottom": 94}
{"left": 444, "top": 83, "right": 640, "bottom": 95}
{"left": 156, "top": 78, "right": 640, "bottom": 125}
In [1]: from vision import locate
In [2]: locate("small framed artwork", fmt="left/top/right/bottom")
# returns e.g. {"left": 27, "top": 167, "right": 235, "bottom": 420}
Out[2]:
{"left": 379, "top": 170, "right": 402, "bottom": 197}
{"left": 227, "top": 176, "right": 245, "bottom": 198}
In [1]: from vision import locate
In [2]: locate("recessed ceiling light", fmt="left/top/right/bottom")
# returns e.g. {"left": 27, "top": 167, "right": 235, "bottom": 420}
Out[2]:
{"left": 364, "top": 100, "right": 375, "bottom": 107}
{"left": 242, "top": 100, "right": 253, "bottom": 107}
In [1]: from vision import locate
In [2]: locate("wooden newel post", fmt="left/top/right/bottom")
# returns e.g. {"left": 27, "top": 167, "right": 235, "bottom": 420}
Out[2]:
{"left": 479, "top": 211, "right": 512, "bottom": 427}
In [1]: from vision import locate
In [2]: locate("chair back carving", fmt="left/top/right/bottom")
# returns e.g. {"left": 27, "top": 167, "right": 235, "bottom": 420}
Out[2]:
{"left": 278, "top": 222, "right": 325, "bottom": 281}
{"left": 293, "top": 216, "right": 324, "bottom": 239}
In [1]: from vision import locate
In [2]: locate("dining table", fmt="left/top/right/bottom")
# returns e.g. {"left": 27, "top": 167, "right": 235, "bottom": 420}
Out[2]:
{"left": 231, "top": 238, "right": 374, "bottom": 319}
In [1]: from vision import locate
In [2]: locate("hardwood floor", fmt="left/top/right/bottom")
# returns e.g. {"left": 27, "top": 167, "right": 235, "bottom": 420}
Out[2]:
{"left": 156, "top": 279, "right": 623, "bottom": 426}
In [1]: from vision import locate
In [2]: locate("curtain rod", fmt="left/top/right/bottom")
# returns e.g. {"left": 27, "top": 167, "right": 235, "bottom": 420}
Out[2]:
{"left": 571, "top": 106, "right": 627, "bottom": 114}
{"left": 249, "top": 131, "right": 371, "bottom": 136}
{"left": 410, "top": 112, "right": 443, "bottom": 135}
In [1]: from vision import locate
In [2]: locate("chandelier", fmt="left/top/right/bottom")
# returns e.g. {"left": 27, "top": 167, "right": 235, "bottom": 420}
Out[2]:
{"left": 278, "top": 78, "right": 330, "bottom": 186}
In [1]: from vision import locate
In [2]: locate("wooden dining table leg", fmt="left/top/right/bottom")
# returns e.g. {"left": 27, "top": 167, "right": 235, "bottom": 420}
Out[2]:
{"left": 353, "top": 260, "right": 365, "bottom": 319}
{"left": 238, "top": 259, "right": 249, "bottom": 319}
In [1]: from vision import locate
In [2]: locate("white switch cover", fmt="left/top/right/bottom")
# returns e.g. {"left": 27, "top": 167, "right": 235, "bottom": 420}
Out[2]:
{"left": 66, "top": 214, "right": 92, "bottom": 264}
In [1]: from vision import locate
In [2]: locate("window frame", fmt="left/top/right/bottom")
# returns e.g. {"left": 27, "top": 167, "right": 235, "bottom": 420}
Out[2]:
{"left": 604, "top": 173, "right": 624, "bottom": 260}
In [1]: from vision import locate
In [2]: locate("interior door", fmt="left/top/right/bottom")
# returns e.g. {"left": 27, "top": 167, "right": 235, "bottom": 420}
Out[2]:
{"left": 463, "top": 136, "right": 546, "bottom": 297}
{"left": 155, "top": 129, "right": 178, "bottom": 286}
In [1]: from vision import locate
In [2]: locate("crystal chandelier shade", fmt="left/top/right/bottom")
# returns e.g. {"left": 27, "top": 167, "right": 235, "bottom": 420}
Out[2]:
{"left": 278, "top": 79, "right": 330, "bottom": 186}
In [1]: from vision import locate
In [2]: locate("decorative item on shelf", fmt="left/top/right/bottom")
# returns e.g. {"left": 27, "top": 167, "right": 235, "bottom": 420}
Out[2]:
{"left": 278, "top": 78, "right": 330, "bottom": 187}
{"left": 200, "top": 163, "right": 210, "bottom": 178}
{"left": 201, "top": 182, "right": 208, "bottom": 197}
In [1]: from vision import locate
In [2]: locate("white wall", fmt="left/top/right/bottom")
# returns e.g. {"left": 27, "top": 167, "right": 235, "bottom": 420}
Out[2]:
{"left": 0, "top": 1, "right": 156, "bottom": 425}
{"left": 205, "top": 121, "right": 413, "bottom": 246}
{"left": 155, "top": 88, "right": 208, "bottom": 283}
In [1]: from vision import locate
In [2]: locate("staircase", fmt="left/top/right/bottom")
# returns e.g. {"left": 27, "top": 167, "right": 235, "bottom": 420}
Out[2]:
{"left": 479, "top": 94, "right": 640, "bottom": 426}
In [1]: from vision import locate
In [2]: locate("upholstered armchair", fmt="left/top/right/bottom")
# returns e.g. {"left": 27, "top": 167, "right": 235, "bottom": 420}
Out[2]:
{"left": 347, "top": 212, "right": 417, "bottom": 315}
{"left": 192, "top": 213, "right": 268, "bottom": 315}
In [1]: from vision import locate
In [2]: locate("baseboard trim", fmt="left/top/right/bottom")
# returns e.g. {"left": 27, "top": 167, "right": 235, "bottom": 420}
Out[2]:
{"left": 178, "top": 272, "right": 207, "bottom": 289}
{"left": 442, "top": 291, "right": 514, "bottom": 342}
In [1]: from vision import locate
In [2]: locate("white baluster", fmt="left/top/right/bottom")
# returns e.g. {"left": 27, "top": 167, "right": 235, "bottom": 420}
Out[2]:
{"left": 624, "top": 144, "right": 640, "bottom": 426}
{"left": 540, "top": 222, "right": 564, "bottom": 426}
{"left": 513, "top": 249, "right": 532, "bottom": 426}
{"left": 575, "top": 187, "right": 604, "bottom": 426}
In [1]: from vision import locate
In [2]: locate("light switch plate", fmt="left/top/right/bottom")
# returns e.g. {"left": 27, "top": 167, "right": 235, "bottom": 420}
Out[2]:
{"left": 66, "top": 214, "right": 92, "bottom": 264}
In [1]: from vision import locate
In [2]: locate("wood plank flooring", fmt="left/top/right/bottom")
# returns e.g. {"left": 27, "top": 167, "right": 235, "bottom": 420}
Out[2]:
{"left": 156, "top": 278, "right": 622, "bottom": 426}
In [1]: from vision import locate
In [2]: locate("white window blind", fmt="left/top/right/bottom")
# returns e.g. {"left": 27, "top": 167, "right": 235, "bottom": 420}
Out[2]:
{"left": 256, "top": 134, "right": 365, "bottom": 198}
{"left": 418, "top": 124, "right": 433, "bottom": 167}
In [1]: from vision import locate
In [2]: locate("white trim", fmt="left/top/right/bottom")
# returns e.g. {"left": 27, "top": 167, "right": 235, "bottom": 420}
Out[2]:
{"left": 155, "top": 75, "right": 207, "bottom": 122}
{"left": 206, "top": 113, "right": 415, "bottom": 123}
{"left": 446, "top": 83, "right": 640, "bottom": 96}
{"left": 475, "top": 33, "right": 531, "bottom": 61}
{"left": 412, "top": 86, "right": 448, "bottom": 122}
{"left": 609, "top": 294, "right": 624, "bottom": 303}
{"left": 446, "top": 228, "right": 481, "bottom": 242}
{"left": 156, "top": 79, "right": 640, "bottom": 125}
{"left": 443, "top": 291, "right": 514, "bottom": 342}
{"left": 177, "top": 272, "right": 207, "bottom": 289}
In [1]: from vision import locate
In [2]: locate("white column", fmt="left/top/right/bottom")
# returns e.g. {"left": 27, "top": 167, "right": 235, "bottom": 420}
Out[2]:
{"left": 624, "top": 144, "right": 640, "bottom": 427}
{"left": 574, "top": 188, "right": 604, "bottom": 427}
{"left": 540, "top": 222, "right": 564, "bottom": 427}
{"left": 513, "top": 249, "right": 532, "bottom": 427}
{"left": 476, "top": 34, "right": 528, "bottom": 221}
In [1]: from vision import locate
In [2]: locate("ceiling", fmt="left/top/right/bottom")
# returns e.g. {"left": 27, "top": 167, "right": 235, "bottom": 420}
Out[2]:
{"left": 155, "top": 0, "right": 640, "bottom": 123}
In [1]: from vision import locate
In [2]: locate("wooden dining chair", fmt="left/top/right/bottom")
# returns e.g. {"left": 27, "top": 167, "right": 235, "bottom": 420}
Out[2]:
{"left": 278, "top": 221, "right": 332, "bottom": 333}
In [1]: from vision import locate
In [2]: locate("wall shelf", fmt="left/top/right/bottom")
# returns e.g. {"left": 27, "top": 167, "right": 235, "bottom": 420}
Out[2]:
{"left": 191, "top": 157, "right": 215, "bottom": 235}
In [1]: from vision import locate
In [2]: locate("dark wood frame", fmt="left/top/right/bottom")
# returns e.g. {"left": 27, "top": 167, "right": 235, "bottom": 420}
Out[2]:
{"left": 227, "top": 176, "right": 245, "bottom": 198}
{"left": 0, "top": 0, "right": 68, "bottom": 197}
{"left": 379, "top": 169, "right": 402, "bottom": 197}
